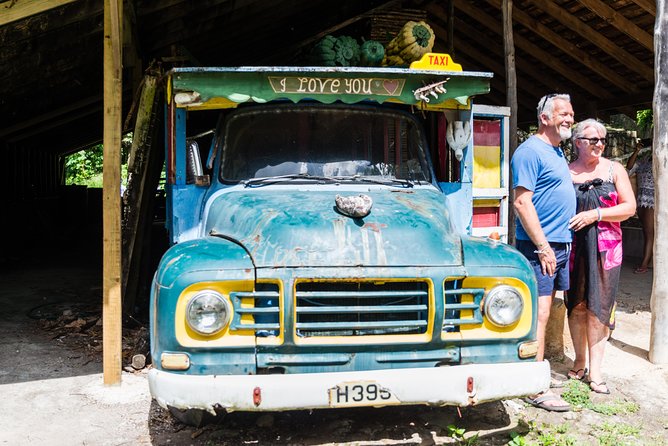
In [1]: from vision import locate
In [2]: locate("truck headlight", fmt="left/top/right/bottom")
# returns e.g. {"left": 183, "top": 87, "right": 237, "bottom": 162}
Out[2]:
{"left": 483, "top": 285, "right": 523, "bottom": 327}
{"left": 186, "top": 291, "right": 230, "bottom": 335}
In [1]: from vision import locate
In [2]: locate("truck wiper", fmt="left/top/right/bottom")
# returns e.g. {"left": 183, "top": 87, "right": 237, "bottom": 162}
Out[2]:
{"left": 353, "top": 176, "right": 415, "bottom": 188}
{"left": 242, "top": 174, "right": 340, "bottom": 187}
{"left": 242, "top": 174, "right": 414, "bottom": 188}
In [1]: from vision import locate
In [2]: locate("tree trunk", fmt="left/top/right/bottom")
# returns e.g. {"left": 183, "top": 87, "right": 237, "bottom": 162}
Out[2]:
{"left": 649, "top": 0, "right": 668, "bottom": 363}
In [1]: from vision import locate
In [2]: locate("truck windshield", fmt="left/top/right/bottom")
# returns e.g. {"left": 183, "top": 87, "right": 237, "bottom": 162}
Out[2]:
{"left": 219, "top": 104, "right": 432, "bottom": 183}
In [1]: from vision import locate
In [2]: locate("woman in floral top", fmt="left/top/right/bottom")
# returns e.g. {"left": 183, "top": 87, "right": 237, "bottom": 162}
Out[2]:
{"left": 626, "top": 139, "right": 654, "bottom": 274}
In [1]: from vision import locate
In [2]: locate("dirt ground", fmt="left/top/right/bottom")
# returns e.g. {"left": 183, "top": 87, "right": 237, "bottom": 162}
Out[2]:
{"left": 0, "top": 254, "right": 666, "bottom": 446}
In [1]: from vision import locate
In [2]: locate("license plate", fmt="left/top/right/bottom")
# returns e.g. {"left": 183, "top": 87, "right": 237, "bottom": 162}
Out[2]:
{"left": 328, "top": 380, "right": 400, "bottom": 407}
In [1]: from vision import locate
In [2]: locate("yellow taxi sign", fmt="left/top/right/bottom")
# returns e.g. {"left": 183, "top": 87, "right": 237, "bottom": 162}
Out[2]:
{"left": 410, "top": 53, "right": 462, "bottom": 71}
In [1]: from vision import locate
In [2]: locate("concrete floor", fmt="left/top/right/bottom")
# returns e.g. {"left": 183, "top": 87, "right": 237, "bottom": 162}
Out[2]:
{"left": 0, "top": 258, "right": 151, "bottom": 445}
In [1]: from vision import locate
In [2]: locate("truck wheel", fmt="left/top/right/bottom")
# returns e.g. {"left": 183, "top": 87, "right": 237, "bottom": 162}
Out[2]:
{"left": 168, "top": 406, "right": 225, "bottom": 427}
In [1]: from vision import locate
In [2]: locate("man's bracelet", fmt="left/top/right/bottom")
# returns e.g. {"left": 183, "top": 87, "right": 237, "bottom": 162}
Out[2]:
{"left": 533, "top": 245, "right": 550, "bottom": 254}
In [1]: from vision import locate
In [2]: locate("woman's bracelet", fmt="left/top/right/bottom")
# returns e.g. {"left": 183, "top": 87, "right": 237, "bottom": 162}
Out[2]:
{"left": 596, "top": 207, "right": 602, "bottom": 222}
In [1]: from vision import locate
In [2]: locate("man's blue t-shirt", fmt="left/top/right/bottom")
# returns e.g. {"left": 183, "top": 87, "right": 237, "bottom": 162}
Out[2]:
{"left": 511, "top": 135, "right": 575, "bottom": 243}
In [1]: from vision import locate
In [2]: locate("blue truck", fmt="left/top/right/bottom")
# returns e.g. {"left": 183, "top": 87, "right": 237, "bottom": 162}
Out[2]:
{"left": 148, "top": 57, "right": 549, "bottom": 424}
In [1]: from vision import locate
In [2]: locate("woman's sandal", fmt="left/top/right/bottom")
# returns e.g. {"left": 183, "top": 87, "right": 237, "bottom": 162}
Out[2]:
{"left": 634, "top": 266, "right": 649, "bottom": 274}
{"left": 589, "top": 381, "right": 611, "bottom": 394}
{"left": 567, "top": 368, "right": 588, "bottom": 380}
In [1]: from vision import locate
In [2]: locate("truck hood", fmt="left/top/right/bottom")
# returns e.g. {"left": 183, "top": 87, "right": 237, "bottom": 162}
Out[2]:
{"left": 204, "top": 186, "right": 462, "bottom": 268}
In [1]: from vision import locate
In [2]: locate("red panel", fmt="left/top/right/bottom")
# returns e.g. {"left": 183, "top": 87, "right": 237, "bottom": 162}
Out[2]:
{"left": 473, "top": 119, "right": 501, "bottom": 147}
{"left": 472, "top": 207, "right": 499, "bottom": 227}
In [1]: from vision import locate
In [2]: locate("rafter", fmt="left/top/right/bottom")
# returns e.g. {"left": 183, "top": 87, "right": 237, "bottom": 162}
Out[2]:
{"left": 445, "top": 0, "right": 613, "bottom": 99}
{"left": 525, "top": 0, "right": 653, "bottom": 81}
{"left": 631, "top": 0, "right": 656, "bottom": 16}
{"left": 433, "top": 20, "right": 546, "bottom": 106}
{"left": 485, "top": 0, "right": 637, "bottom": 93}
{"left": 0, "top": 0, "right": 78, "bottom": 26}
{"left": 577, "top": 0, "right": 653, "bottom": 50}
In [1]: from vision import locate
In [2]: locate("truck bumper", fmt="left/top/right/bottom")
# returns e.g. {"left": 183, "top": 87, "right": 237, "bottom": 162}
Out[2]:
{"left": 149, "top": 360, "right": 550, "bottom": 413}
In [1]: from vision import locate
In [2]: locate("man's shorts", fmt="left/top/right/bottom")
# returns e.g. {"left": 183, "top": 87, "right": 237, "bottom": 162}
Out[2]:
{"left": 516, "top": 239, "right": 571, "bottom": 297}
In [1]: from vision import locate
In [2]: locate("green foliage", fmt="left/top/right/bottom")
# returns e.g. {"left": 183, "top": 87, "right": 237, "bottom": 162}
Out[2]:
{"left": 63, "top": 133, "right": 132, "bottom": 188}
{"left": 560, "top": 381, "right": 639, "bottom": 416}
{"left": 64, "top": 144, "right": 104, "bottom": 187}
{"left": 594, "top": 421, "right": 641, "bottom": 446}
{"left": 508, "top": 431, "right": 529, "bottom": 446}
{"left": 636, "top": 109, "right": 653, "bottom": 133}
{"left": 560, "top": 379, "right": 592, "bottom": 409}
{"left": 591, "top": 398, "right": 639, "bottom": 416}
{"left": 446, "top": 424, "right": 479, "bottom": 445}
{"left": 509, "top": 420, "right": 578, "bottom": 446}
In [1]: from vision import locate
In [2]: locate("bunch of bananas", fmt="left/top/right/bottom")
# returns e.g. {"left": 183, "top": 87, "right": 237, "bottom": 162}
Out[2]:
{"left": 382, "top": 20, "right": 435, "bottom": 67}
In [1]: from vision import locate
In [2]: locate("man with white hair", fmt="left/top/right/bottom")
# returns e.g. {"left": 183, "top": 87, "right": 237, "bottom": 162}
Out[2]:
{"left": 511, "top": 94, "right": 576, "bottom": 412}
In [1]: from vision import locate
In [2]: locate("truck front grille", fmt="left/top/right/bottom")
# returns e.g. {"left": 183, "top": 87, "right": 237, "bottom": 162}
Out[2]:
{"left": 443, "top": 283, "right": 485, "bottom": 332}
{"left": 295, "top": 281, "right": 429, "bottom": 337}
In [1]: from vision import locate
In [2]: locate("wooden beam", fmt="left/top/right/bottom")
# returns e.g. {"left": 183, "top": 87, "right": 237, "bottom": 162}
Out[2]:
{"left": 486, "top": 0, "right": 638, "bottom": 93}
{"left": 451, "top": 49, "right": 538, "bottom": 112}
{"left": 0, "top": 0, "right": 102, "bottom": 42}
{"left": 0, "top": 0, "right": 78, "bottom": 26}
{"left": 123, "top": 1, "right": 143, "bottom": 97}
{"left": 597, "top": 88, "right": 653, "bottom": 110}
{"left": 446, "top": 0, "right": 454, "bottom": 56}
{"left": 0, "top": 95, "right": 101, "bottom": 139}
{"left": 632, "top": 0, "right": 656, "bottom": 16}
{"left": 445, "top": 1, "right": 613, "bottom": 98}
{"left": 122, "top": 75, "right": 159, "bottom": 314}
{"left": 577, "top": 0, "right": 653, "bottom": 50}
{"left": 139, "top": 0, "right": 261, "bottom": 51}
{"left": 263, "top": 0, "right": 401, "bottom": 64}
{"left": 525, "top": 0, "right": 654, "bottom": 81}
{"left": 448, "top": 17, "right": 556, "bottom": 97}
{"left": 103, "top": 0, "right": 123, "bottom": 386}
{"left": 502, "top": 0, "right": 518, "bottom": 154}
{"left": 440, "top": 22, "right": 546, "bottom": 107}
{"left": 502, "top": 0, "right": 518, "bottom": 248}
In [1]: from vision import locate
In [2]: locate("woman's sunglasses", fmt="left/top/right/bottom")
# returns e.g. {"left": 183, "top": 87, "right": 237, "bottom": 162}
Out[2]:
{"left": 577, "top": 137, "right": 607, "bottom": 145}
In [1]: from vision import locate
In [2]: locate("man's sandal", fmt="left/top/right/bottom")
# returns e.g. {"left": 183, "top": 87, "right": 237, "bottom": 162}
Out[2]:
{"left": 524, "top": 392, "right": 571, "bottom": 412}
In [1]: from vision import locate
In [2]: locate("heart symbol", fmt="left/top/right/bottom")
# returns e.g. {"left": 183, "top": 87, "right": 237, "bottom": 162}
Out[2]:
{"left": 383, "top": 80, "right": 399, "bottom": 95}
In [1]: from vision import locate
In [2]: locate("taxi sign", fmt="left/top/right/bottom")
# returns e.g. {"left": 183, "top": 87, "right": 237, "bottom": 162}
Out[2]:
{"left": 410, "top": 53, "right": 462, "bottom": 71}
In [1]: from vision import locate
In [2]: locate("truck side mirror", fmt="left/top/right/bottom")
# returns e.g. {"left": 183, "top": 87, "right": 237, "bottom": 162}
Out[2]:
{"left": 186, "top": 140, "right": 210, "bottom": 186}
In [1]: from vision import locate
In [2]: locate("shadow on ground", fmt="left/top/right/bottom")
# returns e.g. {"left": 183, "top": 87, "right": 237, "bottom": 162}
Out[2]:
{"left": 148, "top": 400, "right": 517, "bottom": 445}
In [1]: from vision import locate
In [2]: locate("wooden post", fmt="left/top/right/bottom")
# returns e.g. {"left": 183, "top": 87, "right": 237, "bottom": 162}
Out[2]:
{"left": 446, "top": 0, "right": 454, "bottom": 57}
{"left": 650, "top": 0, "right": 668, "bottom": 363}
{"left": 103, "top": 0, "right": 123, "bottom": 385}
{"left": 502, "top": 0, "right": 518, "bottom": 247}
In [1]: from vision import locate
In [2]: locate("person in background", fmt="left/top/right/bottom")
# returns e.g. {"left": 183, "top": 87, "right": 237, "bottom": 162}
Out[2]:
{"left": 626, "top": 138, "right": 654, "bottom": 274}
{"left": 567, "top": 119, "right": 636, "bottom": 395}
{"left": 511, "top": 93, "right": 575, "bottom": 412}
